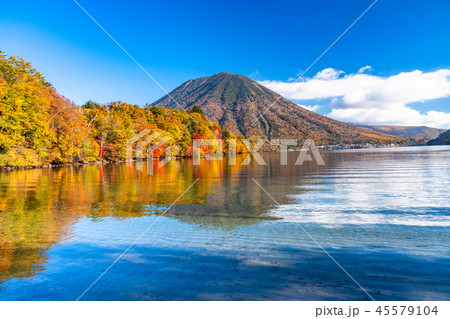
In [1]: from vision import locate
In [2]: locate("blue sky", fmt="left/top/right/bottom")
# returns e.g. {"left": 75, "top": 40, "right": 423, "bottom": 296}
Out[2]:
{"left": 1, "top": 0, "right": 450, "bottom": 127}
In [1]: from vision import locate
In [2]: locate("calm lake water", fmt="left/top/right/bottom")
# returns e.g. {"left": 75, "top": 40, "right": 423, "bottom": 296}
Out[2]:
{"left": 1, "top": 146, "right": 449, "bottom": 300}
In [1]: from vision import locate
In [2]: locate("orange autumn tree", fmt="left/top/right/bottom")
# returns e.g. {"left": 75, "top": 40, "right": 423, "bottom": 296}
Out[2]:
{"left": 47, "top": 89, "right": 92, "bottom": 163}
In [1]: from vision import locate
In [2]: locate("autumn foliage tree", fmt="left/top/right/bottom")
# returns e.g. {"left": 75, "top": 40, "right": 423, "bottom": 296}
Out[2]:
{"left": 0, "top": 52, "right": 53, "bottom": 165}
{"left": 0, "top": 52, "right": 229, "bottom": 167}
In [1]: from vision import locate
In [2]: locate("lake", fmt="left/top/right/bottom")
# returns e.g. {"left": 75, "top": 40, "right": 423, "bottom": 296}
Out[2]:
{"left": 0, "top": 146, "right": 449, "bottom": 300}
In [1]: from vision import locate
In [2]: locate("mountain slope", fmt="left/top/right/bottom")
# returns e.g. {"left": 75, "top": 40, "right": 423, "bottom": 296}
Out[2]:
{"left": 359, "top": 125, "right": 445, "bottom": 140}
{"left": 152, "top": 72, "right": 406, "bottom": 145}
{"left": 428, "top": 129, "right": 450, "bottom": 145}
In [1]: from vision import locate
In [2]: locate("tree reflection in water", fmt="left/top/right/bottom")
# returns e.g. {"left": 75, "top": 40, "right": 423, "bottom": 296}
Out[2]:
{"left": 0, "top": 153, "right": 322, "bottom": 283}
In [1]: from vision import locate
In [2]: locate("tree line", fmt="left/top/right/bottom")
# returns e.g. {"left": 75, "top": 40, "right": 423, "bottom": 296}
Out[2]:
{"left": 0, "top": 52, "right": 243, "bottom": 167}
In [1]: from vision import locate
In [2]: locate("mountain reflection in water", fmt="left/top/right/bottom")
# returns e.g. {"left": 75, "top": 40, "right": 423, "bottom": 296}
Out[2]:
{"left": 0, "top": 154, "right": 321, "bottom": 282}
{"left": 1, "top": 147, "right": 449, "bottom": 300}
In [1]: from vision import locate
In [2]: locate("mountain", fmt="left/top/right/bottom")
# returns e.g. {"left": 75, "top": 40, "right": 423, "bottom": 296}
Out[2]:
{"left": 359, "top": 125, "right": 446, "bottom": 140}
{"left": 427, "top": 129, "right": 450, "bottom": 145}
{"left": 152, "top": 72, "right": 406, "bottom": 145}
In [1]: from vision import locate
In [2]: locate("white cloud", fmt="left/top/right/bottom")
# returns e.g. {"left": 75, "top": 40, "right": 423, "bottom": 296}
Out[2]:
{"left": 313, "top": 67, "right": 344, "bottom": 80}
{"left": 299, "top": 104, "right": 321, "bottom": 112}
{"left": 258, "top": 68, "right": 450, "bottom": 128}
{"left": 357, "top": 65, "right": 372, "bottom": 73}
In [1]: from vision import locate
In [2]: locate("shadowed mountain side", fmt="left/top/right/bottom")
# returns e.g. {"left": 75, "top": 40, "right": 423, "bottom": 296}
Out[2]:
{"left": 152, "top": 72, "right": 407, "bottom": 145}
{"left": 428, "top": 129, "right": 450, "bottom": 145}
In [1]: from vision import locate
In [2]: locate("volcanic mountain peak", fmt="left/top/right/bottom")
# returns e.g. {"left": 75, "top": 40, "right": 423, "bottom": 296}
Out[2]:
{"left": 152, "top": 72, "right": 405, "bottom": 145}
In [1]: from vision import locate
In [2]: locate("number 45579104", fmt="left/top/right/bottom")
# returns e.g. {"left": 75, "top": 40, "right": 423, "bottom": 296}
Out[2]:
{"left": 376, "top": 306, "right": 438, "bottom": 316}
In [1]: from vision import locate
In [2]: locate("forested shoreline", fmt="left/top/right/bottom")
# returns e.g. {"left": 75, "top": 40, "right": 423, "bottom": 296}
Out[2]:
{"left": 0, "top": 52, "right": 243, "bottom": 169}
